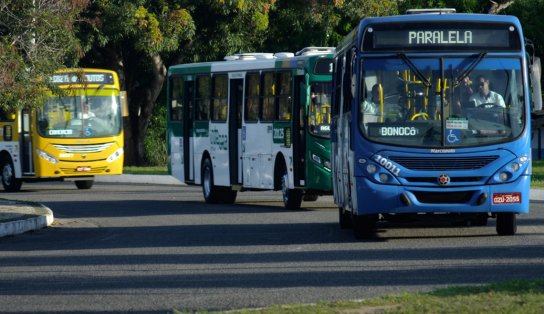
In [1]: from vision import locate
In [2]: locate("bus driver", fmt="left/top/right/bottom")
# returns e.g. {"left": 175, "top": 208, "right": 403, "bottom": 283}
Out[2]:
{"left": 469, "top": 75, "right": 506, "bottom": 108}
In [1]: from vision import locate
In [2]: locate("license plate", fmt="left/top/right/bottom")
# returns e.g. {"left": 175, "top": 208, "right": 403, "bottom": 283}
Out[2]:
{"left": 492, "top": 192, "right": 521, "bottom": 204}
{"left": 76, "top": 166, "right": 91, "bottom": 172}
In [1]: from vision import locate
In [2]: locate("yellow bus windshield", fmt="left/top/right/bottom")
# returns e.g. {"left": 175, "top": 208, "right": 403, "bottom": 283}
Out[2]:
{"left": 38, "top": 91, "right": 122, "bottom": 138}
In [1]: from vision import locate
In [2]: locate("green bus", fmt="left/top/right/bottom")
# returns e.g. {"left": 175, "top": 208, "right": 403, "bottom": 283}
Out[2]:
{"left": 166, "top": 47, "right": 333, "bottom": 209}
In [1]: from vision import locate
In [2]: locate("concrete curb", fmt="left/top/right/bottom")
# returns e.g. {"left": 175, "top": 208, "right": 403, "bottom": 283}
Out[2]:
{"left": 94, "top": 174, "right": 184, "bottom": 185}
{"left": 0, "top": 204, "right": 54, "bottom": 238}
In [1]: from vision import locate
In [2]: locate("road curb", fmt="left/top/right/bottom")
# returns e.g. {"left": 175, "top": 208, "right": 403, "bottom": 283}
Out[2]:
{"left": 0, "top": 204, "right": 54, "bottom": 238}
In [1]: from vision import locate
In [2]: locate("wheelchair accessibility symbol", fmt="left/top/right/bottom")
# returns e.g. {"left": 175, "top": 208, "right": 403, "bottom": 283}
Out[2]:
{"left": 446, "top": 129, "right": 460, "bottom": 144}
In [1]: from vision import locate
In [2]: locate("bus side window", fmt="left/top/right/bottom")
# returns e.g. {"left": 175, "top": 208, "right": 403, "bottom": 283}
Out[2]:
{"left": 170, "top": 77, "right": 183, "bottom": 121}
{"left": 196, "top": 75, "right": 211, "bottom": 121}
{"left": 212, "top": 74, "right": 228, "bottom": 122}
{"left": 262, "top": 72, "right": 276, "bottom": 121}
{"left": 245, "top": 73, "right": 260, "bottom": 121}
{"left": 277, "top": 71, "right": 292, "bottom": 121}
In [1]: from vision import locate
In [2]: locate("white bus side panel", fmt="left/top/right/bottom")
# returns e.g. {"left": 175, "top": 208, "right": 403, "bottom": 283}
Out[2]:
{"left": 169, "top": 134, "right": 184, "bottom": 182}
{"left": 209, "top": 122, "right": 230, "bottom": 186}
{"left": 242, "top": 122, "right": 273, "bottom": 189}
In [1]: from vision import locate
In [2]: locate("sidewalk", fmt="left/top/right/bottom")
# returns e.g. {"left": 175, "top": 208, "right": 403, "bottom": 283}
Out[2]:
{"left": 1, "top": 174, "right": 543, "bottom": 238}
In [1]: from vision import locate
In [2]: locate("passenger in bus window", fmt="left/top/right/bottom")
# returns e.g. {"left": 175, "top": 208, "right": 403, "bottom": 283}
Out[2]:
{"left": 78, "top": 102, "right": 96, "bottom": 119}
{"left": 454, "top": 75, "right": 474, "bottom": 114}
{"left": 361, "top": 84, "right": 380, "bottom": 114}
{"left": 469, "top": 75, "right": 506, "bottom": 108}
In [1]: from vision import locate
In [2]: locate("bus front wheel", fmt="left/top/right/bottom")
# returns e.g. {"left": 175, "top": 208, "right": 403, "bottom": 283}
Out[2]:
{"left": 1, "top": 158, "right": 22, "bottom": 192}
{"left": 75, "top": 180, "right": 94, "bottom": 190}
{"left": 202, "top": 158, "right": 220, "bottom": 203}
{"left": 496, "top": 212, "right": 517, "bottom": 235}
{"left": 352, "top": 213, "right": 377, "bottom": 240}
{"left": 339, "top": 207, "right": 351, "bottom": 229}
{"left": 281, "top": 171, "right": 302, "bottom": 210}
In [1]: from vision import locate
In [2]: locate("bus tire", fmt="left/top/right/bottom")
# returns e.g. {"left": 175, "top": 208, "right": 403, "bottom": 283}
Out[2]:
{"left": 219, "top": 187, "right": 237, "bottom": 204}
{"left": 75, "top": 180, "right": 94, "bottom": 190}
{"left": 496, "top": 212, "right": 517, "bottom": 235}
{"left": 1, "top": 157, "right": 22, "bottom": 192}
{"left": 352, "top": 213, "right": 377, "bottom": 240}
{"left": 303, "top": 193, "right": 319, "bottom": 202}
{"left": 281, "top": 171, "right": 302, "bottom": 210}
{"left": 202, "top": 158, "right": 220, "bottom": 203}
{"left": 339, "top": 207, "right": 351, "bottom": 229}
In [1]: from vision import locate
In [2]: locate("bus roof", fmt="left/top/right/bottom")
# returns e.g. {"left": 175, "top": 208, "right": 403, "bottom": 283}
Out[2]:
{"left": 168, "top": 48, "right": 334, "bottom": 77}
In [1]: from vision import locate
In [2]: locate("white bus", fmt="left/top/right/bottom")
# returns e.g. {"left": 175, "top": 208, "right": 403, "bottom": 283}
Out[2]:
{"left": 167, "top": 47, "right": 334, "bottom": 209}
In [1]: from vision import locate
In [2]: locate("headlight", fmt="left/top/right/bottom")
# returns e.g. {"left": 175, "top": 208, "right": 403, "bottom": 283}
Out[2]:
{"left": 311, "top": 153, "right": 322, "bottom": 164}
{"left": 107, "top": 148, "right": 124, "bottom": 163}
{"left": 36, "top": 149, "right": 58, "bottom": 164}
{"left": 366, "top": 164, "right": 377, "bottom": 174}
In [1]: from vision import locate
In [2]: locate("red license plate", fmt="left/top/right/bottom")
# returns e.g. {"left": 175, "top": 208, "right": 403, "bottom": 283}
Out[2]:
{"left": 492, "top": 192, "right": 521, "bottom": 204}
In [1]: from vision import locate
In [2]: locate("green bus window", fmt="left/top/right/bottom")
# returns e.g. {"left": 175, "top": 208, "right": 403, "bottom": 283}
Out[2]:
{"left": 196, "top": 76, "right": 211, "bottom": 121}
{"left": 212, "top": 75, "right": 228, "bottom": 122}
{"left": 245, "top": 73, "right": 260, "bottom": 121}
{"left": 277, "top": 72, "right": 292, "bottom": 121}
{"left": 262, "top": 72, "right": 275, "bottom": 120}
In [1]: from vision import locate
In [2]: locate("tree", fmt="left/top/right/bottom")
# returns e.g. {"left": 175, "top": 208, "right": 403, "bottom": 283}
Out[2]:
{"left": 78, "top": 1, "right": 195, "bottom": 165}
{"left": 264, "top": 0, "right": 398, "bottom": 52}
{"left": 79, "top": 0, "right": 276, "bottom": 165}
{"left": 0, "top": 0, "right": 87, "bottom": 112}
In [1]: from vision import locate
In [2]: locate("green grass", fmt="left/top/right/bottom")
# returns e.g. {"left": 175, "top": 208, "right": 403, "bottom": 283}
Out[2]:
{"left": 123, "top": 166, "right": 168, "bottom": 175}
{"left": 532, "top": 160, "right": 544, "bottom": 188}
{"left": 173, "top": 279, "right": 544, "bottom": 314}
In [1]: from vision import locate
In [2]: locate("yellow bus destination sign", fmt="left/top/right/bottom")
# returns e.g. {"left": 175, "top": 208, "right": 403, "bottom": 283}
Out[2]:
{"left": 50, "top": 72, "right": 114, "bottom": 85}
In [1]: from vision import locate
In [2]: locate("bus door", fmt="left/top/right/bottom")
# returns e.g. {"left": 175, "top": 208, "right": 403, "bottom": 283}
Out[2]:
{"left": 228, "top": 77, "right": 243, "bottom": 185}
{"left": 20, "top": 109, "right": 33, "bottom": 175}
{"left": 293, "top": 77, "right": 306, "bottom": 186}
{"left": 183, "top": 80, "right": 195, "bottom": 182}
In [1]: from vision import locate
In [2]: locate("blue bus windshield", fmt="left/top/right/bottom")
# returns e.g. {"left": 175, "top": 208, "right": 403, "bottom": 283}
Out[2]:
{"left": 359, "top": 56, "right": 524, "bottom": 147}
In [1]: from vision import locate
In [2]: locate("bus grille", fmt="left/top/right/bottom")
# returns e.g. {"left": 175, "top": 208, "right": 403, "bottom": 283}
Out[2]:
{"left": 52, "top": 142, "right": 114, "bottom": 153}
{"left": 389, "top": 156, "right": 499, "bottom": 171}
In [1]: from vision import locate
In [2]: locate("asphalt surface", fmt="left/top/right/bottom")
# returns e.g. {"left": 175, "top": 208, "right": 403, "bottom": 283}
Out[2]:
{"left": 0, "top": 174, "right": 182, "bottom": 237}
{"left": 0, "top": 174, "right": 543, "bottom": 238}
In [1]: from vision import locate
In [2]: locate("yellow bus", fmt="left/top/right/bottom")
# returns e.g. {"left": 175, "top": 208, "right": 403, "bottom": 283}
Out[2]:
{"left": 0, "top": 68, "right": 126, "bottom": 191}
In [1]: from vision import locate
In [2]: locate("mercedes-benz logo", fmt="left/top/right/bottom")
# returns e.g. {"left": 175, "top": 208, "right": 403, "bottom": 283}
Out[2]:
{"left": 438, "top": 174, "right": 450, "bottom": 185}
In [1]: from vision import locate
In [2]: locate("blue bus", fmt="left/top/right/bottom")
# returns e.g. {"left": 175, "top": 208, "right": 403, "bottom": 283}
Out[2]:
{"left": 331, "top": 9, "right": 542, "bottom": 239}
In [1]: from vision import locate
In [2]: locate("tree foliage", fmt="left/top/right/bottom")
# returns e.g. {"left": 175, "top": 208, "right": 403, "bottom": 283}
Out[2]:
{"left": 0, "top": 0, "right": 86, "bottom": 112}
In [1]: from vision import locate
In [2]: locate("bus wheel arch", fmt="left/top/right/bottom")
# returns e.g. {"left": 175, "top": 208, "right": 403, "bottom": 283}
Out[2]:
{"left": 274, "top": 154, "right": 302, "bottom": 210}
{"left": 201, "top": 152, "right": 237, "bottom": 204}
{"left": 0, "top": 152, "right": 22, "bottom": 192}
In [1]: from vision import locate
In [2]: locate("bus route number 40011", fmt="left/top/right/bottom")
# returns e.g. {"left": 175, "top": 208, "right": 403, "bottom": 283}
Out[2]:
{"left": 373, "top": 155, "right": 401, "bottom": 176}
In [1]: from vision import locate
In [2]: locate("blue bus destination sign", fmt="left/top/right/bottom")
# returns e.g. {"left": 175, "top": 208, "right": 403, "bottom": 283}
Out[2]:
{"left": 363, "top": 22, "right": 520, "bottom": 51}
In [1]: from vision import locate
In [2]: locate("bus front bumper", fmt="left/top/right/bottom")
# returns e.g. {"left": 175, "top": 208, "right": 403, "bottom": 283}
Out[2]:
{"left": 354, "top": 175, "right": 530, "bottom": 215}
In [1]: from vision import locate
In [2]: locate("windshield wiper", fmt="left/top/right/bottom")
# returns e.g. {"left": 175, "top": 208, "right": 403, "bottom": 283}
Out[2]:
{"left": 398, "top": 53, "right": 431, "bottom": 88}
{"left": 453, "top": 52, "right": 487, "bottom": 87}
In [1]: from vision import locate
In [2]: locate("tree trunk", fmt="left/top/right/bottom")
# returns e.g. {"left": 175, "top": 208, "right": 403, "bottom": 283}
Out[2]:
{"left": 125, "top": 53, "right": 166, "bottom": 166}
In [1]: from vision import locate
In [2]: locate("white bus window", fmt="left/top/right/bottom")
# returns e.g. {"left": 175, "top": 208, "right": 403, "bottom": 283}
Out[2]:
{"left": 245, "top": 73, "right": 260, "bottom": 121}
{"left": 170, "top": 78, "right": 183, "bottom": 121}
{"left": 212, "top": 75, "right": 228, "bottom": 122}
{"left": 196, "top": 76, "right": 211, "bottom": 121}
{"left": 262, "top": 72, "right": 275, "bottom": 121}
{"left": 277, "top": 72, "right": 292, "bottom": 121}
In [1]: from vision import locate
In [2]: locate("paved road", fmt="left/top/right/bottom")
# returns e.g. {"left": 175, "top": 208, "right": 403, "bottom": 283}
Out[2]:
{"left": 0, "top": 181, "right": 543, "bottom": 313}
